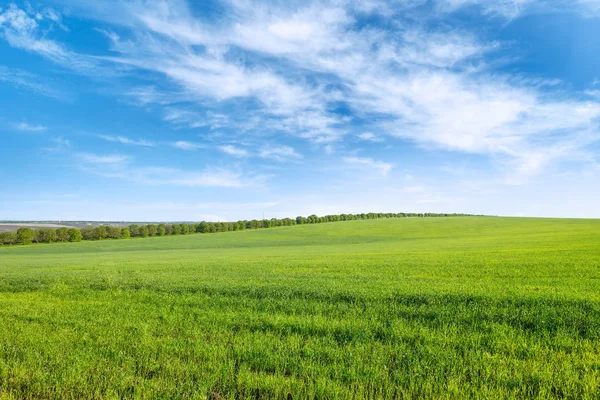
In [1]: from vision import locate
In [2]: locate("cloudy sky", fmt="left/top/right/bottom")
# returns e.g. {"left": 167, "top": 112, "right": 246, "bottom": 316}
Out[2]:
{"left": 1, "top": 0, "right": 599, "bottom": 221}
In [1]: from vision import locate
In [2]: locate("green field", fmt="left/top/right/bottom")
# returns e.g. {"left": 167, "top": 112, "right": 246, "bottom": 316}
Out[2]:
{"left": 1, "top": 217, "right": 600, "bottom": 399}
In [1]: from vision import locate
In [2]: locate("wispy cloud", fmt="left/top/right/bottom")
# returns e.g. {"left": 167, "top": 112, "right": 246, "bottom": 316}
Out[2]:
{"left": 365, "top": 70, "right": 600, "bottom": 183}
{"left": 0, "top": 4, "right": 119, "bottom": 76}
{"left": 440, "top": 164, "right": 468, "bottom": 176}
{"left": 577, "top": 0, "right": 600, "bottom": 14}
{"left": 171, "top": 140, "right": 206, "bottom": 151}
{"left": 138, "top": 201, "right": 279, "bottom": 212}
{"left": 78, "top": 153, "right": 130, "bottom": 165}
{"left": 437, "top": 0, "right": 600, "bottom": 19}
{"left": 3, "top": 0, "right": 600, "bottom": 185}
{"left": 260, "top": 145, "right": 302, "bottom": 161}
{"left": 77, "top": 151, "right": 265, "bottom": 188}
{"left": 43, "top": 136, "right": 70, "bottom": 152}
{"left": 587, "top": 90, "right": 600, "bottom": 99}
{"left": 162, "top": 169, "right": 255, "bottom": 188}
{"left": 435, "top": 0, "right": 534, "bottom": 19}
{"left": 53, "top": 137, "right": 70, "bottom": 146}
{"left": 98, "top": 134, "right": 155, "bottom": 147}
{"left": 357, "top": 132, "right": 383, "bottom": 142}
{"left": 219, "top": 145, "right": 249, "bottom": 158}
{"left": 15, "top": 122, "right": 47, "bottom": 132}
{"left": 0, "top": 66, "right": 64, "bottom": 99}
{"left": 90, "top": 0, "right": 597, "bottom": 180}
{"left": 343, "top": 156, "right": 393, "bottom": 176}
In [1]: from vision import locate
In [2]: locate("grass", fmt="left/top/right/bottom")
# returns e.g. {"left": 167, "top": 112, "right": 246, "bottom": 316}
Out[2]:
{"left": 0, "top": 216, "right": 600, "bottom": 399}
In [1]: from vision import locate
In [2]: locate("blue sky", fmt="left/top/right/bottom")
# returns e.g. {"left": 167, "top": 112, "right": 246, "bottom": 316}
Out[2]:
{"left": 1, "top": 0, "right": 600, "bottom": 221}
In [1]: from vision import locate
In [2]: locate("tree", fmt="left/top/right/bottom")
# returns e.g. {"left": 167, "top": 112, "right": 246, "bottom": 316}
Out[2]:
{"left": 171, "top": 224, "right": 180, "bottom": 235}
{"left": 121, "top": 227, "right": 131, "bottom": 239}
{"left": 106, "top": 226, "right": 122, "bottom": 239}
{"left": 197, "top": 222, "right": 209, "bottom": 233}
{"left": 157, "top": 224, "right": 166, "bottom": 236}
{"left": 147, "top": 224, "right": 158, "bottom": 237}
{"left": 34, "top": 228, "right": 56, "bottom": 243}
{"left": 16, "top": 228, "right": 35, "bottom": 245}
{"left": 139, "top": 225, "right": 149, "bottom": 237}
{"left": 129, "top": 224, "right": 140, "bottom": 237}
{"left": 68, "top": 228, "right": 82, "bottom": 242}
{"left": 209, "top": 222, "right": 218, "bottom": 232}
{"left": 80, "top": 227, "right": 96, "bottom": 241}
{"left": 55, "top": 228, "right": 70, "bottom": 242}
{"left": 0, "top": 231, "right": 17, "bottom": 245}
{"left": 180, "top": 224, "right": 189, "bottom": 235}
{"left": 94, "top": 226, "right": 107, "bottom": 240}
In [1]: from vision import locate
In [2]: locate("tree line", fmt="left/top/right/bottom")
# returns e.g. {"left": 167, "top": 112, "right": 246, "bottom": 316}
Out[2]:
{"left": 0, "top": 212, "right": 473, "bottom": 246}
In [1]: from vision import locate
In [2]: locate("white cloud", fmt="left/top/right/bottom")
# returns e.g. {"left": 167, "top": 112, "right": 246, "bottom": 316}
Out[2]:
{"left": 15, "top": 122, "right": 47, "bottom": 132}
{"left": 272, "top": 111, "right": 349, "bottom": 143}
{"left": 79, "top": 153, "right": 130, "bottom": 165}
{"left": 0, "top": 4, "right": 118, "bottom": 75}
{"left": 231, "top": 4, "right": 353, "bottom": 56}
{"left": 0, "top": 4, "right": 38, "bottom": 32}
{"left": 40, "top": 1, "right": 342, "bottom": 140}
{"left": 0, "top": 66, "right": 63, "bottom": 98}
{"left": 323, "top": 145, "right": 335, "bottom": 154}
{"left": 360, "top": 71, "right": 600, "bottom": 182}
{"left": 343, "top": 156, "right": 393, "bottom": 176}
{"left": 587, "top": 90, "right": 600, "bottom": 99}
{"left": 3, "top": 0, "right": 600, "bottom": 185}
{"left": 77, "top": 151, "right": 265, "bottom": 187}
{"left": 572, "top": 0, "right": 600, "bottom": 15}
{"left": 171, "top": 141, "right": 205, "bottom": 151}
{"left": 383, "top": 29, "right": 496, "bottom": 68}
{"left": 0, "top": 4, "right": 65, "bottom": 54}
{"left": 43, "top": 136, "right": 70, "bottom": 152}
{"left": 437, "top": 0, "right": 600, "bottom": 19}
{"left": 260, "top": 145, "right": 302, "bottom": 161}
{"left": 98, "top": 134, "right": 155, "bottom": 147}
{"left": 357, "top": 132, "right": 383, "bottom": 142}
{"left": 219, "top": 145, "right": 249, "bottom": 157}
{"left": 165, "top": 169, "right": 250, "bottom": 188}
{"left": 440, "top": 164, "right": 468, "bottom": 176}
{"left": 118, "top": 166, "right": 264, "bottom": 188}
{"left": 42, "top": 7, "right": 69, "bottom": 31}
{"left": 435, "top": 0, "right": 534, "bottom": 19}
{"left": 139, "top": 201, "right": 279, "bottom": 212}
{"left": 161, "top": 108, "right": 232, "bottom": 130}
{"left": 52, "top": 137, "right": 70, "bottom": 146}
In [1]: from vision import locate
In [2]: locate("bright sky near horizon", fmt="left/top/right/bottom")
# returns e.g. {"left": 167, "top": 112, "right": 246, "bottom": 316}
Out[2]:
{"left": 1, "top": 0, "right": 599, "bottom": 221}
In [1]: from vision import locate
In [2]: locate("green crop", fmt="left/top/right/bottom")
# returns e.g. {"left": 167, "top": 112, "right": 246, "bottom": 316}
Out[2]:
{"left": 1, "top": 217, "right": 599, "bottom": 399}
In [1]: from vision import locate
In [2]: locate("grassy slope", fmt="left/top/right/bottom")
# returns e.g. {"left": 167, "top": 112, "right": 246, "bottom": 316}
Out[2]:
{"left": 0, "top": 217, "right": 599, "bottom": 399}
